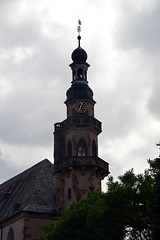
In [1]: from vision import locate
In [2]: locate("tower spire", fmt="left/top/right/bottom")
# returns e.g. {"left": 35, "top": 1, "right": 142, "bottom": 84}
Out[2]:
{"left": 53, "top": 30, "right": 109, "bottom": 213}
{"left": 77, "top": 19, "right": 82, "bottom": 47}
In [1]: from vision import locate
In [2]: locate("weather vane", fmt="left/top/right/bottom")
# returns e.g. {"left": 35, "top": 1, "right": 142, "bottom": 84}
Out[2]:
{"left": 77, "top": 19, "right": 82, "bottom": 47}
{"left": 156, "top": 141, "right": 160, "bottom": 157}
{"left": 77, "top": 19, "right": 82, "bottom": 35}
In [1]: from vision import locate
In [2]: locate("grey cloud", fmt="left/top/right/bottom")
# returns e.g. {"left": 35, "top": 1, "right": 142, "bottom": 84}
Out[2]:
{"left": 115, "top": 2, "right": 160, "bottom": 52}
{"left": 0, "top": 24, "right": 71, "bottom": 147}
{"left": 148, "top": 75, "right": 160, "bottom": 118}
{"left": 0, "top": 1, "right": 40, "bottom": 48}
{"left": 0, "top": 150, "right": 18, "bottom": 183}
{"left": 0, "top": 78, "right": 65, "bottom": 146}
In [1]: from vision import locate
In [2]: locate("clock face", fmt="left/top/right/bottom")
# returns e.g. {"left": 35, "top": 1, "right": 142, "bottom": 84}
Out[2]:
{"left": 74, "top": 101, "right": 87, "bottom": 113}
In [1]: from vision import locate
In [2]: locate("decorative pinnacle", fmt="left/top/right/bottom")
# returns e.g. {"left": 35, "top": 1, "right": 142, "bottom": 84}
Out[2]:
{"left": 77, "top": 19, "right": 82, "bottom": 47}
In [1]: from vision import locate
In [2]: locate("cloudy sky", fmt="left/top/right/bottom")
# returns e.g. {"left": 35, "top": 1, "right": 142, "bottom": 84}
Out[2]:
{"left": 0, "top": 0, "right": 160, "bottom": 190}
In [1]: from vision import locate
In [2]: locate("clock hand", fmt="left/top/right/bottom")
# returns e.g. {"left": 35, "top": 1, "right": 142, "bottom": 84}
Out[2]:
{"left": 78, "top": 102, "right": 83, "bottom": 112}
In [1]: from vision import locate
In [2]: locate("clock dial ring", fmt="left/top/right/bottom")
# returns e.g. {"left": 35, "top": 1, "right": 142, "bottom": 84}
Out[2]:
{"left": 74, "top": 101, "right": 87, "bottom": 113}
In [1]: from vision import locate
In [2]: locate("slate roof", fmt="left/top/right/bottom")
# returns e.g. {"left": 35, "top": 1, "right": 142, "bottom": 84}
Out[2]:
{"left": 0, "top": 159, "right": 55, "bottom": 222}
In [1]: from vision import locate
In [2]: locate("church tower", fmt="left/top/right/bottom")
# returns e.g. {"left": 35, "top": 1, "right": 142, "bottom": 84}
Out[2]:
{"left": 53, "top": 27, "right": 109, "bottom": 213}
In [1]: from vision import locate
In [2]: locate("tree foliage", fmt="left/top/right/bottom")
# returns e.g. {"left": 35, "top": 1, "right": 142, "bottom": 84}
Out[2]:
{"left": 149, "top": 158, "right": 160, "bottom": 239}
{"left": 33, "top": 158, "right": 160, "bottom": 240}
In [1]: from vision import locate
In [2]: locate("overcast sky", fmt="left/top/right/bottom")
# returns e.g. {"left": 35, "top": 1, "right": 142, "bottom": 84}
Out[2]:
{"left": 0, "top": 0, "right": 160, "bottom": 190}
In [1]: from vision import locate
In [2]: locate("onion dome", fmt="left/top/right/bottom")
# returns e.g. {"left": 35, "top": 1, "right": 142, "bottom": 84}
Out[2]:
{"left": 71, "top": 46, "right": 87, "bottom": 63}
{"left": 71, "top": 36, "right": 87, "bottom": 63}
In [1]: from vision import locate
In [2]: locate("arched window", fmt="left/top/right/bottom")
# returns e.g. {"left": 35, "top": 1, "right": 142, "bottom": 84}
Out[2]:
{"left": 68, "top": 140, "right": 72, "bottom": 157}
{"left": 77, "top": 139, "right": 87, "bottom": 156}
{"left": 77, "top": 69, "right": 83, "bottom": 79}
{"left": 73, "top": 70, "right": 76, "bottom": 80}
{"left": 92, "top": 140, "right": 97, "bottom": 157}
{"left": 7, "top": 228, "right": 15, "bottom": 240}
{"left": 84, "top": 70, "right": 87, "bottom": 80}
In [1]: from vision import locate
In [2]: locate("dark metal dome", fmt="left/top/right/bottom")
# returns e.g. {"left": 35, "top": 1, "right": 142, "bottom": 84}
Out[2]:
{"left": 71, "top": 47, "right": 87, "bottom": 63}
{"left": 66, "top": 83, "right": 93, "bottom": 100}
